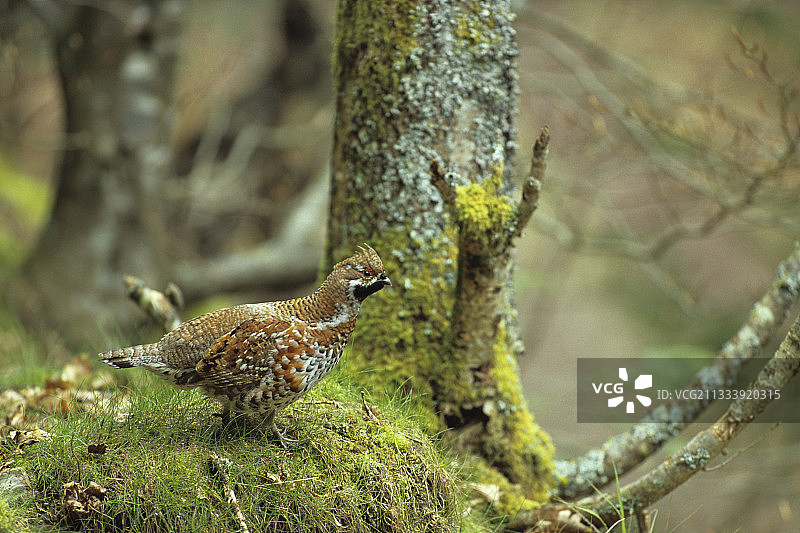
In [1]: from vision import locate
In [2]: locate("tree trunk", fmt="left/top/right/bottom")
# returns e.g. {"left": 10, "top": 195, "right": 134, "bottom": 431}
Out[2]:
{"left": 13, "top": 1, "right": 182, "bottom": 345}
{"left": 328, "top": 0, "right": 554, "bottom": 499}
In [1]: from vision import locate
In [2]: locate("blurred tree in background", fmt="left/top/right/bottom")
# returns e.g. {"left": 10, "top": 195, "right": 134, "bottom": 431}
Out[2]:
{"left": 5, "top": 0, "right": 333, "bottom": 344}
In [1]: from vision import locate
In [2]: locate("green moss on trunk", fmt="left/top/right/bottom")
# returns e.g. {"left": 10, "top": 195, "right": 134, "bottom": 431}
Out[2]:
{"left": 342, "top": 228, "right": 457, "bottom": 429}
{"left": 487, "top": 320, "right": 555, "bottom": 500}
{"left": 329, "top": 0, "right": 555, "bottom": 509}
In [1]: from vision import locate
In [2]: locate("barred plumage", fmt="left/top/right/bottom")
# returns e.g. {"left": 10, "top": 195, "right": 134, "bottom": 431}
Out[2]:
{"left": 99, "top": 245, "right": 390, "bottom": 446}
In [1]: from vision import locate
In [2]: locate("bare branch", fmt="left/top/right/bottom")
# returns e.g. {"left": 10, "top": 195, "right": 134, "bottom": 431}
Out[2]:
{"left": 173, "top": 169, "right": 328, "bottom": 299}
{"left": 174, "top": 244, "right": 321, "bottom": 301}
{"left": 578, "top": 310, "right": 800, "bottom": 524}
{"left": 554, "top": 240, "right": 800, "bottom": 498}
{"left": 520, "top": 309, "right": 800, "bottom": 531}
{"left": 123, "top": 275, "right": 183, "bottom": 333}
{"left": 514, "top": 125, "right": 549, "bottom": 235}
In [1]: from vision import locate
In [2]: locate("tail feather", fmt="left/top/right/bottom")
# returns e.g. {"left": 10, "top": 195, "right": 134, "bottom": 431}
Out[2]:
{"left": 99, "top": 343, "right": 161, "bottom": 369}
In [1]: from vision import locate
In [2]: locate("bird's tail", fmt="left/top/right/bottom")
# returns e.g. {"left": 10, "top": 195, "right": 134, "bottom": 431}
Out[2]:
{"left": 99, "top": 343, "right": 161, "bottom": 369}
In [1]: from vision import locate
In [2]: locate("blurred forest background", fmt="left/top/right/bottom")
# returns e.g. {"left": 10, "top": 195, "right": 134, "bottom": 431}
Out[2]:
{"left": 1, "top": 1, "right": 799, "bottom": 531}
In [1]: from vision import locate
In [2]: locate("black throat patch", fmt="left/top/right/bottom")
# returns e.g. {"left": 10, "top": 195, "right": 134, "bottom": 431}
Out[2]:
{"left": 353, "top": 280, "right": 387, "bottom": 302}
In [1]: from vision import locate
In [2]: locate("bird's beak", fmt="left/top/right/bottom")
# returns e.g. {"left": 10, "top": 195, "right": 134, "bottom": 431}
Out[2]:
{"left": 381, "top": 275, "right": 392, "bottom": 287}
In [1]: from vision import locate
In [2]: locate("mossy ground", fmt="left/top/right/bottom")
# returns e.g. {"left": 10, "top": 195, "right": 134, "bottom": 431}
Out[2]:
{"left": 0, "top": 329, "right": 488, "bottom": 533}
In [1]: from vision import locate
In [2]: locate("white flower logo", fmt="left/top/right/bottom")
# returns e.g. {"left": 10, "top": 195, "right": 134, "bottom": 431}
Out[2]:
{"left": 607, "top": 367, "right": 652, "bottom": 414}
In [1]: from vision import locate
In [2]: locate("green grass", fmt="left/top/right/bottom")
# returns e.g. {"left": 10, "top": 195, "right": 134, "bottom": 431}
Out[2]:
{"left": 1, "top": 360, "right": 472, "bottom": 533}
{"left": 0, "top": 315, "right": 65, "bottom": 390}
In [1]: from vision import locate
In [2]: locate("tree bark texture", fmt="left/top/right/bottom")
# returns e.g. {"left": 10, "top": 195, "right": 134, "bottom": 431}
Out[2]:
{"left": 14, "top": 1, "right": 182, "bottom": 344}
{"left": 328, "top": 0, "right": 554, "bottom": 499}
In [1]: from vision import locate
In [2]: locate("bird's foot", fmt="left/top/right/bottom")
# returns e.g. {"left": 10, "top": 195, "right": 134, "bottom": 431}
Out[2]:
{"left": 271, "top": 423, "right": 297, "bottom": 450}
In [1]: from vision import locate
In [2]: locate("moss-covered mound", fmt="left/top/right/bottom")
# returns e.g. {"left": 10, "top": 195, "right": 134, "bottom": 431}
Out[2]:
{"left": 3, "top": 372, "right": 469, "bottom": 532}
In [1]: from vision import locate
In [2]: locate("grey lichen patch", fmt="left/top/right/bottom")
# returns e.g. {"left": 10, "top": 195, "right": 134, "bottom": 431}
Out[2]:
{"left": 439, "top": 1, "right": 520, "bottom": 178}
{"left": 567, "top": 449, "right": 608, "bottom": 488}
{"left": 677, "top": 448, "right": 711, "bottom": 470}
{"left": 330, "top": 0, "right": 521, "bottom": 246}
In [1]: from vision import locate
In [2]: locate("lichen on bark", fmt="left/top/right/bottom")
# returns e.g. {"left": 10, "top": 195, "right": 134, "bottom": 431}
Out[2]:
{"left": 328, "top": 0, "right": 554, "bottom": 504}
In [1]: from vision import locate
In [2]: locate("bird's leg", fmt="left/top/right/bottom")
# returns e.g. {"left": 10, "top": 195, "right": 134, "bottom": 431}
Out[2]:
{"left": 220, "top": 405, "right": 231, "bottom": 426}
{"left": 266, "top": 410, "right": 296, "bottom": 449}
{"left": 217, "top": 405, "right": 247, "bottom": 433}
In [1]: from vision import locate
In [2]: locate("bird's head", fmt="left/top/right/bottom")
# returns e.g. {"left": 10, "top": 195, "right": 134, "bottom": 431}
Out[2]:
{"left": 331, "top": 244, "right": 392, "bottom": 302}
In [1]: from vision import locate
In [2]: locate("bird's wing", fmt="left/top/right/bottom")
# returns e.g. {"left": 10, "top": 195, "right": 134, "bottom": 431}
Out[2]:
{"left": 194, "top": 317, "right": 313, "bottom": 394}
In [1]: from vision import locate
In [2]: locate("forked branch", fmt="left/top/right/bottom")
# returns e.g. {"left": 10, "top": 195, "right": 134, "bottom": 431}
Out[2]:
{"left": 429, "top": 126, "right": 552, "bottom": 367}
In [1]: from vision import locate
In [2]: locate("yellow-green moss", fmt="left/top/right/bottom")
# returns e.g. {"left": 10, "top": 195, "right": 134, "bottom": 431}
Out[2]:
{"left": 467, "top": 456, "right": 543, "bottom": 520}
{"left": 340, "top": 227, "right": 458, "bottom": 433}
{"left": 489, "top": 320, "right": 555, "bottom": 501}
{"left": 454, "top": 163, "right": 516, "bottom": 239}
{"left": 339, "top": 229, "right": 555, "bottom": 504}
{"left": 333, "top": 0, "right": 421, "bottom": 130}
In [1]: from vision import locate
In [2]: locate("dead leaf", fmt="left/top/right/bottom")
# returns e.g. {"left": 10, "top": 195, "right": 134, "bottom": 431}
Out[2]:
{"left": 63, "top": 481, "right": 107, "bottom": 518}
{"left": 9, "top": 427, "right": 52, "bottom": 447}
{"left": 44, "top": 378, "right": 71, "bottom": 391}
{"left": 0, "top": 390, "right": 26, "bottom": 426}
{"left": 47, "top": 354, "right": 94, "bottom": 390}
{"left": 87, "top": 443, "right": 107, "bottom": 454}
{"left": 470, "top": 482, "right": 500, "bottom": 505}
{"left": 7, "top": 402, "right": 24, "bottom": 427}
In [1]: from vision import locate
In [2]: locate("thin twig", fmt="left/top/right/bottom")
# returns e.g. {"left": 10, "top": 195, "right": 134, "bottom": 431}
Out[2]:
{"left": 703, "top": 422, "right": 779, "bottom": 472}
{"left": 300, "top": 399, "right": 345, "bottom": 410}
{"left": 124, "top": 275, "right": 183, "bottom": 332}
{"left": 209, "top": 453, "right": 250, "bottom": 533}
{"left": 360, "top": 390, "right": 380, "bottom": 423}
{"left": 515, "top": 125, "right": 550, "bottom": 235}
{"left": 636, "top": 510, "right": 651, "bottom": 532}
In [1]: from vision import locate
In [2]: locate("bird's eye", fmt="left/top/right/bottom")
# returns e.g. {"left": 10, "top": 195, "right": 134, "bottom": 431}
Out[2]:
{"left": 361, "top": 267, "right": 375, "bottom": 277}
